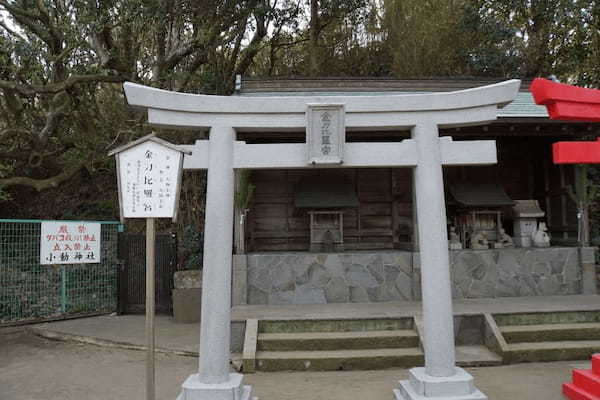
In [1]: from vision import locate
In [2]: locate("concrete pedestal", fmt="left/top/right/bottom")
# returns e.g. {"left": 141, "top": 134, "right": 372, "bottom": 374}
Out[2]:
{"left": 394, "top": 368, "right": 486, "bottom": 400}
{"left": 172, "top": 288, "right": 201, "bottom": 324}
{"left": 177, "top": 373, "right": 255, "bottom": 400}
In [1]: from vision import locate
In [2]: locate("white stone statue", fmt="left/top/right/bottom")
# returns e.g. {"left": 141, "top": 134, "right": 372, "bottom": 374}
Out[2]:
{"left": 449, "top": 226, "right": 463, "bottom": 249}
{"left": 532, "top": 222, "right": 550, "bottom": 247}
{"left": 498, "top": 228, "right": 514, "bottom": 248}
{"left": 470, "top": 231, "right": 489, "bottom": 249}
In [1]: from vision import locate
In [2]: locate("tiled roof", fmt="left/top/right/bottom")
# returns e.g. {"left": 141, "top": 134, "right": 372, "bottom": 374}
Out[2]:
{"left": 449, "top": 183, "right": 515, "bottom": 207}
{"left": 240, "top": 90, "right": 548, "bottom": 118}
{"left": 239, "top": 78, "right": 549, "bottom": 118}
{"left": 500, "top": 92, "right": 548, "bottom": 118}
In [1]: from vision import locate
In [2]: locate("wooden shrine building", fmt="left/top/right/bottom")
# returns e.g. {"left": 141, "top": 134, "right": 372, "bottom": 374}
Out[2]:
{"left": 226, "top": 77, "right": 598, "bottom": 306}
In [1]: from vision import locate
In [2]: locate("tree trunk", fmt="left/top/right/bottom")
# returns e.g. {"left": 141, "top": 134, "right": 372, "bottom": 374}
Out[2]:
{"left": 580, "top": 201, "right": 590, "bottom": 247}
{"left": 309, "top": 0, "right": 320, "bottom": 76}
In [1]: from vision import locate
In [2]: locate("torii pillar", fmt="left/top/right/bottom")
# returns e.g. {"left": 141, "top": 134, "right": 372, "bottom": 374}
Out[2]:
{"left": 123, "top": 79, "right": 520, "bottom": 400}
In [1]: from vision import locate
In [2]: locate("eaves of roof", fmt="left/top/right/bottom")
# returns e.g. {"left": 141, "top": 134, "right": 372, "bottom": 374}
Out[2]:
{"left": 239, "top": 90, "right": 549, "bottom": 118}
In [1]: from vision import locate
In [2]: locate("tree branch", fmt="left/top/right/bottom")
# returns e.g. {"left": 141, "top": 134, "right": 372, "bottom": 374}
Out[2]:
{"left": 0, "top": 74, "right": 123, "bottom": 96}
{"left": 0, "top": 0, "right": 55, "bottom": 49}
{"left": 0, "top": 20, "right": 26, "bottom": 41}
{"left": 0, "top": 162, "right": 84, "bottom": 192}
{"left": 0, "top": 127, "right": 30, "bottom": 140}
{"left": 39, "top": 92, "right": 70, "bottom": 141}
{"left": 234, "top": 8, "right": 270, "bottom": 78}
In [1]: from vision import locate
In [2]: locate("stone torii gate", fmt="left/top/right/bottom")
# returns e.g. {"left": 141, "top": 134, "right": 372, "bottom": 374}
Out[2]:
{"left": 123, "top": 79, "right": 520, "bottom": 400}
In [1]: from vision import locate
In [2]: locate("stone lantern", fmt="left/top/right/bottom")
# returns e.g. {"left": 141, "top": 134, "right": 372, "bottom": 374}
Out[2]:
{"left": 512, "top": 200, "right": 545, "bottom": 247}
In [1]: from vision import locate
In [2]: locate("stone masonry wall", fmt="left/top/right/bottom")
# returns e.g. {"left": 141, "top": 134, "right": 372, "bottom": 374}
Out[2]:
{"left": 448, "top": 247, "right": 582, "bottom": 299}
{"left": 247, "top": 252, "right": 414, "bottom": 305}
{"left": 246, "top": 247, "right": 587, "bottom": 305}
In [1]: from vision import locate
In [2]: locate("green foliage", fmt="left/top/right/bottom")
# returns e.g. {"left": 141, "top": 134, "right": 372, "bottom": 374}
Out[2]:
{"left": 567, "top": 165, "right": 599, "bottom": 207}
{"left": 179, "top": 225, "right": 203, "bottom": 270}
{"left": 566, "top": 164, "right": 600, "bottom": 246}
{"left": 235, "top": 170, "right": 255, "bottom": 211}
{"left": 1, "top": 0, "right": 600, "bottom": 226}
{"left": 0, "top": 163, "right": 12, "bottom": 201}
{"left": 384, "top": 0, "right": 472, "bottom": 77}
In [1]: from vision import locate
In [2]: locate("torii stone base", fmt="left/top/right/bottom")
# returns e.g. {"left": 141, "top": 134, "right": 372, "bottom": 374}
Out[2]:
{"left": 394, "top": 368, "right": 486, "bottom": 400}
{"left": 176, "top": 373, "right": 255, "bottom": 400}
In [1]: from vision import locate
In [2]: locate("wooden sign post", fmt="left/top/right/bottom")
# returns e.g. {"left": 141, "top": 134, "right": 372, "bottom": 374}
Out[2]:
{"left": 109, "top": 134, "right": 189, "bottom": 400}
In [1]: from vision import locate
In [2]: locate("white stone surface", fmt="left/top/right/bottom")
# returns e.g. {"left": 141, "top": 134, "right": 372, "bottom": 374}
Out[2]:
{"left": 197, "top": 126, "right": 236, "bottom": 384}
{"left": 182, "top": 138, "right": 497, "bottom": 171}
{"left": 394, "top": 367, "right": 486, "bottom": 400}
{"left": 176, "top": 373, "right": 254, "bottom": 400}
{"left": 124, "top": 80, "right": 519, "bottom": 115}
{"left": 124, "top": 80, "right": 520, "bottom": 131}
{"left": 412, "top": 123, "right": 456, "bottom": 377}
{"left": 409, "top": 367, "right": 474, "bottom": 396}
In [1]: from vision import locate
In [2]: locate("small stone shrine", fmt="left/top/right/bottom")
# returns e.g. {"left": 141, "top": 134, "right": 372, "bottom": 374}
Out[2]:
{"left": 511, "top": 199, "right": 546, "bottom": 247}
{"left": 448, "top": 183, "right": 514, "bottom": 249}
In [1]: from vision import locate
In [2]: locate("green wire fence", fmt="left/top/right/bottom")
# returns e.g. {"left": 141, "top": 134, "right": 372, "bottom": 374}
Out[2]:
{"left": 0, "top": 219, "right": 123, "bottom": 324}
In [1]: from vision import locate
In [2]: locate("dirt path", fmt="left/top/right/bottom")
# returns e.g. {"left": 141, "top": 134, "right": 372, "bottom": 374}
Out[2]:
{"left": 0, "top": 332, "right": 579, "bottom": 400}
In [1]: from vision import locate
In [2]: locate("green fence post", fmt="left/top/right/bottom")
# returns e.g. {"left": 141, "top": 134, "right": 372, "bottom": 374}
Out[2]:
{"left": 60, "top": 266, "right": 67, "bottom": 313}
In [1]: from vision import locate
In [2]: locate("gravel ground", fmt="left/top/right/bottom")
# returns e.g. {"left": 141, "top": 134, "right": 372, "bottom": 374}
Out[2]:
{"left": 0, "top": 332, "right": 578, "bottom": 400}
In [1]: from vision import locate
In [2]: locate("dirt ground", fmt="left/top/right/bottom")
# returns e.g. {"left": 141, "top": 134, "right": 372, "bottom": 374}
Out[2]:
{"left": 0, "top": 332, "right": 578, "bottom": 400}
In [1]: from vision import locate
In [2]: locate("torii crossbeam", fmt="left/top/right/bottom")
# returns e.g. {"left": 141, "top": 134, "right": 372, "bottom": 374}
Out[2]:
{"left": 123, "top": 79, "right": 520, "bottom": 400}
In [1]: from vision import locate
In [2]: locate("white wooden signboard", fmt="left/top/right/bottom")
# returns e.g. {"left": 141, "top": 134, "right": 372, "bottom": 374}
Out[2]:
{"left": 307, "top": 104, "right": 345, "bottom": 164}
{"left": 109, "top": 134, "right": 188, "bottom": 400}
{"left": 40, "top": 221, "right": 101, "bottom": 264}
{"left": 115, "top": 139, "right": 184, "bottom": 220}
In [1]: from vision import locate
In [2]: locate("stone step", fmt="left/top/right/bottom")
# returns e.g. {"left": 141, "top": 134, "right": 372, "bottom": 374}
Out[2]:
{"left": 501, "top": 322, "right": 600, "bottom": 343}
{"left": 257, "top": 329, "right": 419, "bottom": 351}
{"left": 255, "top": 347, "right": 424, "bottom": 371}
{"left": 504, "top": 340, "right": 600, "bottom": 363}
{"left": 455, "top": 345, "right": 503, "bottom": 367}
{"left": 259, "top": 318, "right": 414, "bottom": 334}
{"left": 494, "top": 311, "right": 600, "bottom": 327}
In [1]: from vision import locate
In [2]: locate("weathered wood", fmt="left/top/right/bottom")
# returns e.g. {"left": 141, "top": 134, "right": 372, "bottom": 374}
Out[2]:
{"left": 360, "top": 203, "right": 392, "bottom": 216}
{"left": 360, "top": 216, "right": 393, "bottom": 229}
{"left": 246, "top": 136, "right": 565, "bottom": 251}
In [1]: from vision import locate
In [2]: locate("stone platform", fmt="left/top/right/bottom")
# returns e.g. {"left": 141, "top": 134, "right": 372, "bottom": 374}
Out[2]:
{"left": 241, "top": 247, "right": 595, "bottom": 306}
{"left": 235, "top": 296, "right": 600, "bottom": 374}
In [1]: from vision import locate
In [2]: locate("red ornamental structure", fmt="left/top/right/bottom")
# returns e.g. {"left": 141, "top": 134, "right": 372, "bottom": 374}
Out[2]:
{"left": 563, "top": 354, "right": 600, "bottom": 400}
{"left": 531, "top": 78, "right": 600, "bottom": 400}
{"left": 531, "top": 78, "right": 600, "bottom": 164}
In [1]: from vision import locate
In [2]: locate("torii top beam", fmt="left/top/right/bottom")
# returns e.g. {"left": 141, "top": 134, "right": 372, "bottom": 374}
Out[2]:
{"left": 531, "top": 78, "right": 600, "bottom": 122}
{"left": 530, "top": 78, "right": 600, "bottom": 164}
{"left": 123, "top": 80, "right": 521, "bottom": 130}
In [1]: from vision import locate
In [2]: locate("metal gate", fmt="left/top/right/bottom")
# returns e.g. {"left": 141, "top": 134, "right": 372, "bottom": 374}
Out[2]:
{"left": 118, "top": 233, "right": 177, "bottom": 314}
